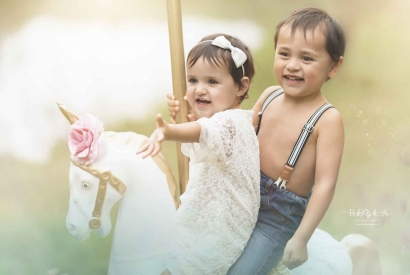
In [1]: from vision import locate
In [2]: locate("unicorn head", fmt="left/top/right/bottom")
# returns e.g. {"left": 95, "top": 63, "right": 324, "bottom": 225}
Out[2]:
{"left": 58, "top": 103, "right": 126, "bottom": 240}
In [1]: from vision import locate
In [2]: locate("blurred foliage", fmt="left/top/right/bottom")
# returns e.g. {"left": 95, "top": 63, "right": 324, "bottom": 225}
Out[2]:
{"left": 1, "top": 0, "right": 410, "bottom": 274}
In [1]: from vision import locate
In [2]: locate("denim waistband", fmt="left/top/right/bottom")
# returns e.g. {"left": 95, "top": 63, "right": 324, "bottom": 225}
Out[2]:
{"left": 260, "top": 171, "right": 310, "bottom": 206}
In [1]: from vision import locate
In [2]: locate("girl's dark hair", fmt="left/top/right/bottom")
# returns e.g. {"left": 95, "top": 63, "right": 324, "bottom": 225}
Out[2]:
{"left": 274, "top": 7, "right": 346, "bottom": 62}
{"left": 187, "top": 33, "right": 255, "bottom": 103}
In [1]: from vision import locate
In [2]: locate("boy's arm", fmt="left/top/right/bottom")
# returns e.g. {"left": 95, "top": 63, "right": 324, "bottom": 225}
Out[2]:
{"left": 137, "top": 113, "right": 201, "bottom": 158}
{"left": 282, "top": 108, "right": 345, "bottom": 269}
{"left": 251, "top": 85, "right": 282, "bottom": 131}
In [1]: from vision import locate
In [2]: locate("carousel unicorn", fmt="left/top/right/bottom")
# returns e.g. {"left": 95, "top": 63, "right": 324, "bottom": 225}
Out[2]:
{"left": 60, "top": 103, "right": 381, "bottom": 275}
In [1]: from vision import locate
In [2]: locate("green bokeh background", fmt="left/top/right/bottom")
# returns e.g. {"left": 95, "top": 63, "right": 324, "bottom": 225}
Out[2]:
{"left": 1, "top": 0, "right": 410, "bottom": 274}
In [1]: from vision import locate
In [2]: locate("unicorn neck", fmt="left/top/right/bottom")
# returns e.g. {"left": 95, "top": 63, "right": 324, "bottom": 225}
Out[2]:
{"left": 108, "top": 154, "right": 176, "bottom": 274}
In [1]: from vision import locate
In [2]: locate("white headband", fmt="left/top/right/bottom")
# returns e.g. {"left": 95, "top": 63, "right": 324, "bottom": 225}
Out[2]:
{"left": 198, "top": 36, "right": 247, "bottom": 77}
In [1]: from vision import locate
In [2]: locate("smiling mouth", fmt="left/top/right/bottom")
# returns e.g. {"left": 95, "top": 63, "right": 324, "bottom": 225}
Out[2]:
{"left": 284, "top": 75, "right": 304, "bottom": 82}
{"left": 196, "top": 98, "right": 211, "bottom": 105}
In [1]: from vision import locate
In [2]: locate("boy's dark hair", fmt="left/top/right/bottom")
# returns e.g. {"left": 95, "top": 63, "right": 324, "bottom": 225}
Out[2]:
{"left": 274, "top": 7, "right": 345, "bottom": 62}
{"left": 187, "top": 33, "right": 255, "bottom": 103}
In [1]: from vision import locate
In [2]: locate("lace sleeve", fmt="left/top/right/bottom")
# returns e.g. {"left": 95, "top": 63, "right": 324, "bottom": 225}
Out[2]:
{"left": 183, "top": 111, "right": 236, "bottom": 164}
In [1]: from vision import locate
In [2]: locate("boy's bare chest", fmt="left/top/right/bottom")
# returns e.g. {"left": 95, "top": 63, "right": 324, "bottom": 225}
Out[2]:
{"left": 260, "top": 106, "right": 318, "bottom": 146}
{"left": 258, "top": 106, "right": 318, "bottom": 193}
{"left": 260, "top": 113, "right": 317, "bottom": 152}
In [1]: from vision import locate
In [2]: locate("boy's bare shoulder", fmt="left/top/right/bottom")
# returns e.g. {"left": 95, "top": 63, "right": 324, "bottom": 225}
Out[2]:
{"left": 260, "top": 85, "right": 282, "bottom": 100}
{"left": 253, "top": 85, "right": 282, "bottom": 112}
{"left": 316, "top": 106, "right": 344, "bottom": 134}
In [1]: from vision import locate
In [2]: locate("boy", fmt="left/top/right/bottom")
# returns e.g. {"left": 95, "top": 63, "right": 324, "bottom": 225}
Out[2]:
{"left": 169, "top": 7, "right": 345, "bottom": 274}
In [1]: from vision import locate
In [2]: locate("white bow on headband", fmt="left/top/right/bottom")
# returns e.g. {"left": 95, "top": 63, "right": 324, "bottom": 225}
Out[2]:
{"left": 199, "top": 36, "right": 247, "bottom": 76}
{"left": 211, "top": 36, "right": 247, "bottom": 68}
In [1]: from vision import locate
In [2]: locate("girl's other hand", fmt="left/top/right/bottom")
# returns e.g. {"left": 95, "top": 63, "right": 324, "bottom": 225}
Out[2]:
{"left": 167, "top": 93, "right": 180, "bottom": 124}
{"left": 166, "top": 93, "right": 196, "bottom": 123}
{"left": 137, "top": 114, "right": 168, "bottom": 159}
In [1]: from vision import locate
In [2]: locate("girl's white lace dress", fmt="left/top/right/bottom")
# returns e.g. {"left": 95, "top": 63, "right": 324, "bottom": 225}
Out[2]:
{"left": 167, "top": 109, "right": 260, "bottom": 275}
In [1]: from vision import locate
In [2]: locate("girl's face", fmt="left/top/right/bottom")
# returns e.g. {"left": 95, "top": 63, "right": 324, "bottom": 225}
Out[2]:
{"left": 186, "top": 57, "right": 246, "bottom": 119}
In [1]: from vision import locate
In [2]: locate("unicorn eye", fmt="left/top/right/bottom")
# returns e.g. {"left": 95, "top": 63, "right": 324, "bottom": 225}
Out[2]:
{"left": 82, "top": 183, "right": 89, "bottom": 188}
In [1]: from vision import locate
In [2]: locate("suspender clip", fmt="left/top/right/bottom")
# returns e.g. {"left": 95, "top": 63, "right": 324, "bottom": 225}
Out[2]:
{"left": 303, "top": 124, "right": 314, "bottom": 133}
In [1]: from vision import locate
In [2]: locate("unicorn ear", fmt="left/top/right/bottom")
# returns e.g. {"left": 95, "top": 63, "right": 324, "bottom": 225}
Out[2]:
{"left": 57, "top": 102, "right": 79, "bottom": 125}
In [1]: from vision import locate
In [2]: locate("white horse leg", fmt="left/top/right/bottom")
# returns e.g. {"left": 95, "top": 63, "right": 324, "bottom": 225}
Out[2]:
{"left": 340, "top": 234, "right": 382, "bottom": 275}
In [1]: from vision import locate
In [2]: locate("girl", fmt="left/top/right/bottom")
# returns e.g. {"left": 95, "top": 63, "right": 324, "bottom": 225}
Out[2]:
{"left": 137, "top": 34, "right": 260, "bottom": 275}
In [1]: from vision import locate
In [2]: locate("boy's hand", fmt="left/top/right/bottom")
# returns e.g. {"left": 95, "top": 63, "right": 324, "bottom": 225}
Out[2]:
{"left": 167, "top": 93, "right": 196, "bottom": 123}
{"left": 282, "top": 237, "right": 308, "bottom": 269}
{"left": 137, "top": 114, "right": 168, "bottom": 159}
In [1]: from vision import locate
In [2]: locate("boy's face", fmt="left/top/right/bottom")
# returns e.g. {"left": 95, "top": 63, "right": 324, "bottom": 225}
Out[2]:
{"left": 274, "top": 24, "right": 339, "bottom": 98}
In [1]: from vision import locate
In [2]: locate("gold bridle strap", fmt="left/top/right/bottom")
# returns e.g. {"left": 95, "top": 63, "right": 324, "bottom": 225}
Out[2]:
{"left": 72, "top": 161, "right": 127, "bottom": 229}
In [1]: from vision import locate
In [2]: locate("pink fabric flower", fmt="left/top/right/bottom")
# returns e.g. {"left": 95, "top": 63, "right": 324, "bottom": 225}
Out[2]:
{"left": 68, "top": 113, "right": 106, "bottom": 165}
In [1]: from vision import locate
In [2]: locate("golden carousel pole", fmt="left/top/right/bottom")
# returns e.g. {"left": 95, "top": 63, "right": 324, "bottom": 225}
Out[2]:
{"left": 166, "top": 0, "right": 189, "bottom": 195}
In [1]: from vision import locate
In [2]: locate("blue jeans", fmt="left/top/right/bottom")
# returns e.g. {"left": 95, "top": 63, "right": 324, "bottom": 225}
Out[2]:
{"left": 227, "top": 172, "right": 310, "bottom": 275}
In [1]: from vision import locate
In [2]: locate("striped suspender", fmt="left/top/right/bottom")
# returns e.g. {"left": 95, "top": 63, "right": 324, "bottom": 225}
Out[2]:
{"left": 286, "top": 103, "right": 333, "bottom": 167}
{"left": 256, "top": 88, "right": 284, "bottom": 135}
{"left": 256, "top": 88, "right": 334, "bottom": 190}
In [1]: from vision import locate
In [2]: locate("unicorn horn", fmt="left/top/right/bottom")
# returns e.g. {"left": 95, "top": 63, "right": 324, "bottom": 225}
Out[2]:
{"left": 57, "top": 102, "right": 79, "bottom": 125}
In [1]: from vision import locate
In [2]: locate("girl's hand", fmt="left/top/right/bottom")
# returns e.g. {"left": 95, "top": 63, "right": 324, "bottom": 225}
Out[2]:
{"left": 137, "top": 114, "right": 168, "bottom": 159}
{"left": 282, "top": 237, "right": 308, "bottom": 269}
{"left": 167, "top": 93, "right": 179, "bottom": 124}
{"left": 167, "top": 93, "right": 196, "bottom": 123}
